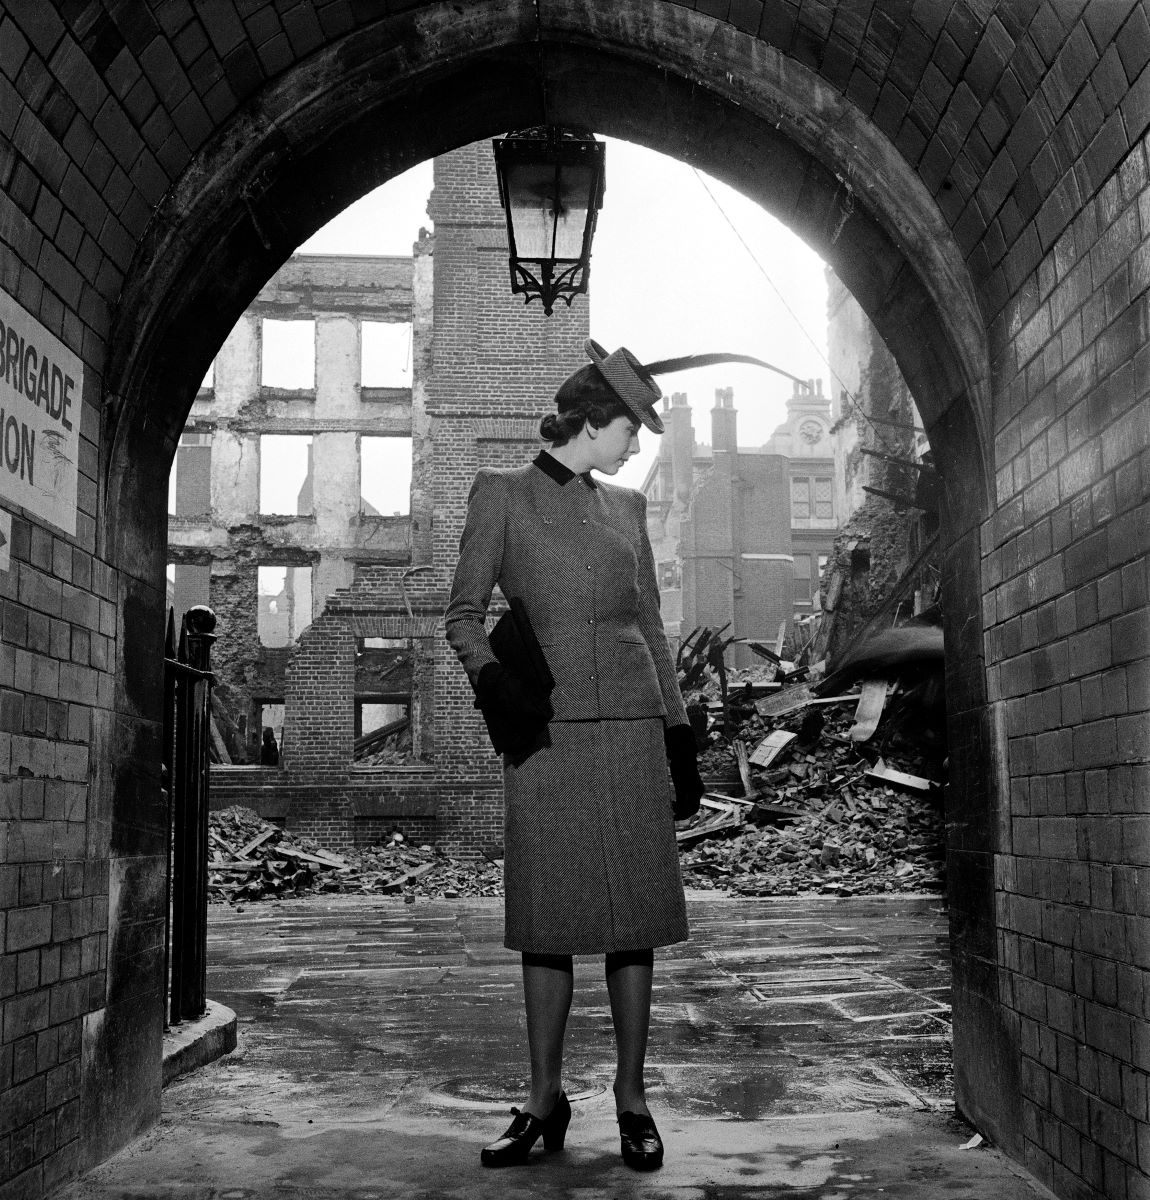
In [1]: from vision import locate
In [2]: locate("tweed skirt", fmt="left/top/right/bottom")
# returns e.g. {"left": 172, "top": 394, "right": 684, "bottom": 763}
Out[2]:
{"left": 502, "top": 718, "right": 689, "bottom": 955}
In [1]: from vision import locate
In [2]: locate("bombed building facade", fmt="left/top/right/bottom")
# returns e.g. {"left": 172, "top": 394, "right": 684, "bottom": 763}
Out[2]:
{"left": 167, "top": 141, "right": 587, "bottom": 853}
{"left": 173, "top": 157, "right": 928, "bottom": 850}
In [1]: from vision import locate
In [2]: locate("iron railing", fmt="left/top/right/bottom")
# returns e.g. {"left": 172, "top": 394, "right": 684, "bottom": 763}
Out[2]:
{"left": 162, "top": 605, "right": 217, "bottom": 1025}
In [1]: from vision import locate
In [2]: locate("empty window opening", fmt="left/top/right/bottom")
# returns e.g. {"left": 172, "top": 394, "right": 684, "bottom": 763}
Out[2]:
{"left": 361, "top": 321, "right": 413, "bottom": 387}
{"left": 361, "top": 436, "right": 412, "bottom": 516}
{"left": 166, "top": 562, "right": 210, "bottom": 623}
{"left": 259, "top": 435, "right": 312, "bottom": 515}
{"left": 261, "top": 319, "right": 315, "bottom": 388}
{"left": 354, "top": 698, "right": 412, "bottom": 764}
{"left": 257, "top": 702, "right": 284, "bottom": 766}
{"left": 169, "top": 431, "right": 212, "bottom": 517}
{"left": 258, "top": 565, "right": 312, "bottom": 646}
{"left": 358, "top": 701, "right": 408, "bottom": 738}
{"left": 359, "top": 637, "right": 408, "bottom": 650}
{"left": 355, "top": 639, "right": 414, "bottom": 765}
{"left": 793, "top": 553, "right": 813, "bottom": 606}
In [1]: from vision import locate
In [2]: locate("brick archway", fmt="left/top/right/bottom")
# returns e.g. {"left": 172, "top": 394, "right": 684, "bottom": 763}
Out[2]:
{"left": 2, "top": 5, "right": 1145, "bottom": 1198}
{"left": 107, "top": 4, "right": 994, "bottom": 526}
{"left": 105, "top": 1, "right": 1005, "bottom": 1156}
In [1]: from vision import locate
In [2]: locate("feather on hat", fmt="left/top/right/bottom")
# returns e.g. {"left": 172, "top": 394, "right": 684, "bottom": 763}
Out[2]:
{"left": 582, "top": 338, "right": 805, "bottom": 433}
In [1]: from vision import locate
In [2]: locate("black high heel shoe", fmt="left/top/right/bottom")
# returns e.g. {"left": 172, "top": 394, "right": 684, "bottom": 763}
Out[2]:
{"left": 480, "top": 1092, "right": 571, "bottom": 1166}
{"left": 618, "top": 1110, "right": 663, "bottom": 1170}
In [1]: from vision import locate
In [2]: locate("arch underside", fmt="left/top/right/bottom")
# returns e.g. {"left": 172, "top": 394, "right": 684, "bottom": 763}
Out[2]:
{"left": 107, "top": 4, "right": 991, "bottom": 544}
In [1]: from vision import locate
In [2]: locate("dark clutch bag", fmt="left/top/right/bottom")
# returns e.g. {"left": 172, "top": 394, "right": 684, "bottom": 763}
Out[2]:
{"left": 475, "top": 597, "right": 555, "bottom": 762}
{"left": 489, "top": 597, "right": 555, "bottom": 696}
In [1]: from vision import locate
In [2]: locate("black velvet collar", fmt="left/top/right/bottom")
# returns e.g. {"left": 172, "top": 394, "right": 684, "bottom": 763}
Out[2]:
{"left": 533, "top": 450, "right": 597, "bottom": 489}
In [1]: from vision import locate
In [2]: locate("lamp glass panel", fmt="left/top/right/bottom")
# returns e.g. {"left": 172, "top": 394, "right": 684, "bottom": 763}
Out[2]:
{"left": 505, "top": 162, "right": 557, "bottom": 258}
{"left": 551, "top": 161, "right": 595, "bottom": 258}
{"left": 505, "top": 160, "right": 593, "bottom": 260}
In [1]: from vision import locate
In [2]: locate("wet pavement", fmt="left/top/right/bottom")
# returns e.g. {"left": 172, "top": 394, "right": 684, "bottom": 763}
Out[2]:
{"left": 62, "top": 894, "right": 1054, "bottom": 1199}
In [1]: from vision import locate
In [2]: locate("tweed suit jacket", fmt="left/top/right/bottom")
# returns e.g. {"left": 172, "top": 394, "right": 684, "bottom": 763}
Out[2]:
{"left": 445, "top": 455, "right": 689, "bottom": 726}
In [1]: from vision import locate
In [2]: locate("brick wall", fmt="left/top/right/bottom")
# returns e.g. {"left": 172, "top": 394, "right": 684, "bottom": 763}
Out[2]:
{"left": 0, "top": 5, "right": 1145, "bottom": 1199}
{"left": 980, "top": 131, "right": 1150, "bottom": 1199}
{"left": 0, "top": 451, "right": 119, "bottom": 1195}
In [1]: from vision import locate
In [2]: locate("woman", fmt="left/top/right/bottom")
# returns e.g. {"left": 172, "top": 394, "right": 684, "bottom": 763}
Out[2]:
{"left": 444, "top": 339, "right": 705, "bottom": 1171}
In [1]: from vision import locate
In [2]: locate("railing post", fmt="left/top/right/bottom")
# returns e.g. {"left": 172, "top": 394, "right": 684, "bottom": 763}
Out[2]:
{"left": 166, "top": 604, "right": 217, "bottom": 1025}
{"left": 184, "top": 606, "right": 216, "bottom": 1018}
{"left": 162, "top": 609, "right": 177, "bottom": 1028}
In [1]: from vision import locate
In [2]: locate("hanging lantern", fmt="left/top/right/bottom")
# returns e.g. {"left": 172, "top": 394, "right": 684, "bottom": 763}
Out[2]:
{"left": 492, "top": 127, "right": 606, "bottom": 316}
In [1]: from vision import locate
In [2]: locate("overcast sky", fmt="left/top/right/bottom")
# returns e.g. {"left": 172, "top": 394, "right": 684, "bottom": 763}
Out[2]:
{"left": 296, "top": 136, "right": 832, "bottom": 491}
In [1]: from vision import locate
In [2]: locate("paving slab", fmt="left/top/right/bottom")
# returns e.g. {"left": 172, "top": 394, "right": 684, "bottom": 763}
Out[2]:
{"left": 59, "top": 895, "right": 1055, "bottom": 1200}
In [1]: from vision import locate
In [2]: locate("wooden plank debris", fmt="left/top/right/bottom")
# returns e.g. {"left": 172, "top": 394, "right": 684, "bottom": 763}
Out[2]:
{"left": 277, "top": 845, "right": 348, "bottom": 869}
{"left": 755, "top": 687, "right": 860, "bottom": 719}
{"left": 862, "top": 484, "right": 925, "bottom": 509}
{"left": 376, "top": 861, "right": 437, "bottom": 894}
{"left": 866, "top": 758, "right": 936, "bottom": 793}
{"left": 237, "top": 828, "right": 276, "bottom": 858}
{"left": 733, "top": 739, "right": 757, "bottom": 798}
{"left": 209, "top": 715, "right": 232, "bottom": 764}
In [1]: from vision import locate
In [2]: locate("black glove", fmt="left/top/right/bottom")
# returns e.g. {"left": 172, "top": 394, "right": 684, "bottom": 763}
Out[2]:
{"left": 664, "top": 723, "right": 704, "bottom": 820}
{"left": 474, "top": 661, "right": 553, "bottom": 761}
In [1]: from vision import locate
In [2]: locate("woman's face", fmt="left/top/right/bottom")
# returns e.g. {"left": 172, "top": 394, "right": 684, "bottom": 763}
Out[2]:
{"left": 588, "top": 414, "right": 641, "bottom": 474}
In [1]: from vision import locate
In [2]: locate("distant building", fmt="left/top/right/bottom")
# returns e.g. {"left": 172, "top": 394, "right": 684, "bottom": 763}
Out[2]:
{"left": 762, "top": 378, "right": 837, "bottom": 623}
{"left": 641, "top": 380, "right": 840, "bottom": 668}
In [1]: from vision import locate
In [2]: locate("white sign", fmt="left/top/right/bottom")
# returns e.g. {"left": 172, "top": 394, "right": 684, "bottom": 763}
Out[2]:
{"left": 0, "top": 287, "right": 82, "bottom": 535}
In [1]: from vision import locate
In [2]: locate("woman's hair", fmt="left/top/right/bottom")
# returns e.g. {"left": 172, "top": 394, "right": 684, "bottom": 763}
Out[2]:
{"left": 539, "top": 364, "right": 632, "bottom": 446}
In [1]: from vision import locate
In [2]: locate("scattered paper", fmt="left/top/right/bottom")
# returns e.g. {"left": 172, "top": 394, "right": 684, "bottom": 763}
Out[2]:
{"left": 849, "top": 679, "right": 890, "bottom": 742}
{"left": 750, "top": 729, "right": 797, "bottom": 768}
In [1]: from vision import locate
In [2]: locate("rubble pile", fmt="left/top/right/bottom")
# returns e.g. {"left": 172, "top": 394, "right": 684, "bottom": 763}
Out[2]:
{"left": 676, "top": 624, "right": 948, "bottom": 898}
{"left": 209, "top": 621, "right": 947, "bottom": 906}
{"left": 207, "top": 806, "right": 502, "bottom": 903}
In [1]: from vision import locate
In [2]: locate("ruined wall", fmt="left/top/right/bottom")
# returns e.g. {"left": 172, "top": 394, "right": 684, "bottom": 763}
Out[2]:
{"left": 821, "top": 291, "right": 938, "bottom": 666}
{"left": 169, "top": 254, "right": 419, "bottom": 780}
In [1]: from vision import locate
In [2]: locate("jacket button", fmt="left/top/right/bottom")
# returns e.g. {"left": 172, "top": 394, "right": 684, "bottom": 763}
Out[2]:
{"left": 588, "top": 674, "right": 596, "bottom": 680}
{"left": 581, "top": 518, "right": 587, "bottom": 524}
{"left": 585, "top": 564, "right": 592, "bottom": 570}
{"left": 587, "top": 618, "right": 594, "bottom": 625}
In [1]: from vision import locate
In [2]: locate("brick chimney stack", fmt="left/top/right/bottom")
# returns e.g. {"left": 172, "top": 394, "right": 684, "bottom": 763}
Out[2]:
{"left": 711, "top": 386, "right": 737, "bottom": 454}
{"left": 669, "top": 391, "right": 694, "bottom": 503}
